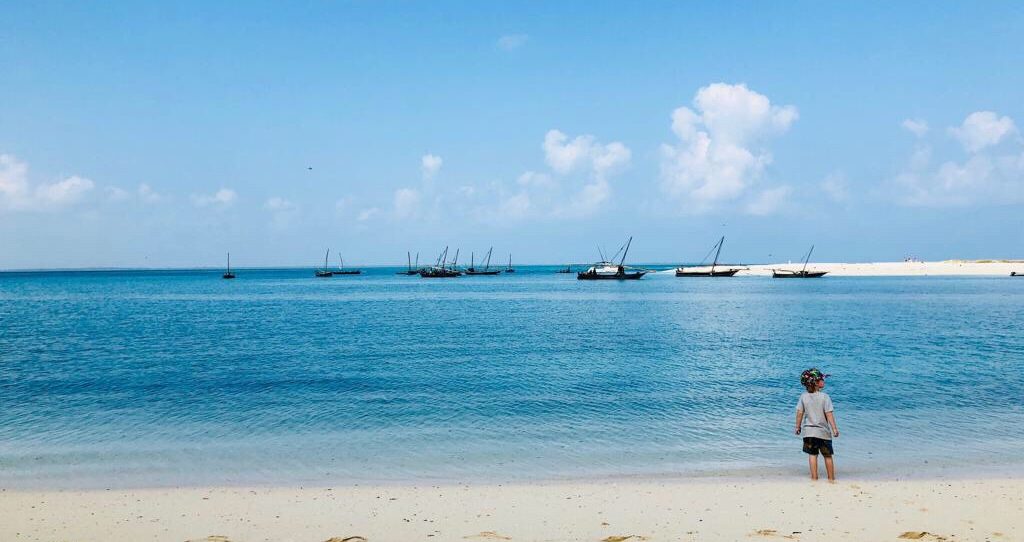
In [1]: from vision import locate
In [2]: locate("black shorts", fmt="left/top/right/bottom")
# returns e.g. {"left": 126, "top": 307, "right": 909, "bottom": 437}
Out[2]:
{"left": 802, "top": 437, "right": 834, "bottom": 457}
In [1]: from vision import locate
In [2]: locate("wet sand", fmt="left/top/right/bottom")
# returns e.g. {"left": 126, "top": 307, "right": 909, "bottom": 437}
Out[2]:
{"left": 2, "top": 478, "right": 1021, "bottom": 541}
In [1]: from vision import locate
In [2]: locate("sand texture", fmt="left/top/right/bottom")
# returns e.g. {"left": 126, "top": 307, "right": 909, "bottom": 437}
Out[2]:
{"left": 2, "top": 478, "right": 1021, "bottom": 542}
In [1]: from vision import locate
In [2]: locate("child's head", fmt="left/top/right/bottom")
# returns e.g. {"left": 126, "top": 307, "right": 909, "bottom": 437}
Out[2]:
{"left": 800, "top": 368, "right": 829, "bottom": 393}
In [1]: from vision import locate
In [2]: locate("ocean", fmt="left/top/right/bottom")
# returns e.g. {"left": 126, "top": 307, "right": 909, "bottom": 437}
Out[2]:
{"left": 1, "top": 267, "right": 1022, "bottom": 488}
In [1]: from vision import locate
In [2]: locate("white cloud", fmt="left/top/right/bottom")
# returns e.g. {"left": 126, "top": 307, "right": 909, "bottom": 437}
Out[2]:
{"left": 497, "top": 34, "right": 529, "bottom": 51}
{"left": 192, "top": 188, "right": 237, "bottom": 207}
{"left": 893, "top": 111, "right": 1024, "bottom": 206}
{"left": 0, "top": 153, "right": 96, "bottom": 211}
{"left": 421, "top": 153, "right": 443, "bottom": 180}
{"left": 264, "top": 197, "right": 298, "bottom": 228}
{"left": 745, "top": 185, "right": 791, "bottom": 216}
{"left": 949, "top": 111, "right": 1016, "bottom": 153}
{"left": 357, "top": 207, "right": 379, "bottom": 221}
{"left": 659, "top": 83, "right": 797, "bottom": 212}
{"left": 393, "top": 187, "right": 421, "bottom": 218}
{"left": 821, "top": 172, "right": 850, "bottom": 203}
{"left": 541, "top": 129, "right": 631, "bottom": 217}
{"left": 901, "top": 118, "right": 929, "bottom": 138}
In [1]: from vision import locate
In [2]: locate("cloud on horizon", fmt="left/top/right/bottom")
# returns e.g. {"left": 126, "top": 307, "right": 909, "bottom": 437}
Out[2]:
{"left": 0, "top": 153, "right": 96, "bottom": 211}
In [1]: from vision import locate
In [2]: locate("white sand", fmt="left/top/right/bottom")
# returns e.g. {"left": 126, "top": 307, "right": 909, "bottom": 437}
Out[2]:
{"left": 727, "top": 260, "right": 1023, "bottom": 277}
{"left": 2, "top": 478, "right": 1021, "bottom": 542}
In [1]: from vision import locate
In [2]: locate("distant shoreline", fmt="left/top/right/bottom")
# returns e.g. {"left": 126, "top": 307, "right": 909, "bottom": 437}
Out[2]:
{"left": 2, "top": 260, "right": 1022, "bottom": 275}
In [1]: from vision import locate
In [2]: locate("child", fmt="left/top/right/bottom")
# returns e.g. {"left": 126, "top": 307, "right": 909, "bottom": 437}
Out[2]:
{"left": 794, "top": 368, "right": 839, "bottom": 481}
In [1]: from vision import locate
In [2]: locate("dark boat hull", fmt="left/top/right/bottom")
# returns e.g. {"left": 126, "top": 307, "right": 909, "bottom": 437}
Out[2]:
{"left": 772, "top": 270, "right": 828, "bottom": 278}
{"left": 1012, "top": 271, "right": 1020, "bottom": 276}
{"left": 222, "top": 273, "right": 235, "bottom": 279}
{"left": 675, "top": 269, "right": 740, "bottom": 277}
{"left": 577, "top": 271, "right": 646, "bottom": 280}
{"left": 334, "top": 270, "right": 362, "bottom": 275}
{"left": 420, "top": 270, "right": 462, "bottom": 278}
{"left": 315, "top": 271, "right": 333, "bottom": 277}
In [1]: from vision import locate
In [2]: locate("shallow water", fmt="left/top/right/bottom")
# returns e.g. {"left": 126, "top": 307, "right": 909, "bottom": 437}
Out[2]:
{"left": 1, "top": 267, "right": 1022, "bottom": 488}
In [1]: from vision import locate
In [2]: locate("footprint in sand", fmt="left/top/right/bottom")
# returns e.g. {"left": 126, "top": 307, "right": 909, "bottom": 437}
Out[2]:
{"left": 187, "top": 537, "right": 232, "bottom": 542}
{"left": 464, "top": 532, "right": 512, "bottom": 540}
{"left": 601, "top": 536, "right": 649, "bottom": 542}
{"left": 897, "top": 532, "right": 948, "bottom": 541}
{"left": 323, "top": 538, "right": 369, "bottom": 542}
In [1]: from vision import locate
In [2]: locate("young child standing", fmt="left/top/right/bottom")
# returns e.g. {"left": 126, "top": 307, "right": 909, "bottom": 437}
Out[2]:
{"left": 794, "top": 368, "right": 839, "bottom": 481}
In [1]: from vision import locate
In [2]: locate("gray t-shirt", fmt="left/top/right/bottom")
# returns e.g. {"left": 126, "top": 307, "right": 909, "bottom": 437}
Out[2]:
{"left": 796, "top": 391, "right": 834, "bottom": 440}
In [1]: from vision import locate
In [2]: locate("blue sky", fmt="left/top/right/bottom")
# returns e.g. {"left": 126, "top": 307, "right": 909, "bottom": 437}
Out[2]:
{"left": 2, "top": 2, "right": 1023, "bottom": 268}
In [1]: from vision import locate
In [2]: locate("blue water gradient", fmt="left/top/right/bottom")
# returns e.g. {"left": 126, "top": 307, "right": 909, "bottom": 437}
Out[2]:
{"left": 1, "top": 267, "right": 1023, "bottom": 488}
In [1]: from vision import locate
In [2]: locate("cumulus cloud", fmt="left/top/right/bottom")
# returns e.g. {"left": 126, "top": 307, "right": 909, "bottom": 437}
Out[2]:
{"left": 541, "top": 129, "right": 631, "bottom": 217}
{"left": 659, "top": 83, "right": 797, "bottom": 213}
{"left": 893, "top": 111, "right": 1024, "bottom": 206}
{"left": 497, "top": 34, "right": 529, "bottom": 51}
{"left": 192, "top": 188, "right": 237, "bottom": 207}
{"left": 263, "top": 197, "right": 298, "bottom": 228}
{"left": 948, "top": 111, "right": 1016, "bottom": 152}
{"left": 902, "top": 119, "right": 929, "bottom": 138}
{"left": 0, "top": 153, "right": 96, "bottom": 211}
{"left": 421, "top": 153, "right": 443, "bottom": 180}
{"left": 138, "top": 183, "right": 161, "bottom": 203}
{"left": 263, "top": 197, "right": 296, "bottom": 211}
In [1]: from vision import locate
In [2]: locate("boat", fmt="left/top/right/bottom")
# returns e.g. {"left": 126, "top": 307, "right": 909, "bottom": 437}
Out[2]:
{"left": 420, "top": 246, "right": 463, "bottom": 278}
{"left": 315, "top": 249, "right": 334, "bottom": 277}
{"left": 504, "top": 253, "right": 515, "bottom": 273}
{"left": 335, "top": 254, "right": 362, "bottom": 275}
{"left": 772, "top": 245, "right": 828, "bottom": 278}
{"left": 465, "top": 247, "right": 501, "bottom": 276}
{"left": 675, "top": 236, "right": 742, "bottom": 277}
{"left": 577, "top": 237, "right": 647, "bottom": 280}
{"left": 222, "top": 252, "right": 235, "bottom": 279}
{"left": 1013, "top": 271, "right": 1020, "bottom": 277}
{"left": 557, "top": 265, "right": 573, "bottom": 274}
{"left": 396, "top": 252, "right": 421, "bottom": 275}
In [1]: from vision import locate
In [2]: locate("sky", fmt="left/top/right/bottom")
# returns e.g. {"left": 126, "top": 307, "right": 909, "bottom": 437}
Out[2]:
{"left": 2, "top": 1, "right": 1023, "bottom": 269}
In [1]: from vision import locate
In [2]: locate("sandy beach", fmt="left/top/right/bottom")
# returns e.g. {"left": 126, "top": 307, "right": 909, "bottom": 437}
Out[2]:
{"left": 728, "top": 260, "right": 1024, "bottom": 277}
{"left": 2, "top": 478, "right": 1021, "bottom": 542}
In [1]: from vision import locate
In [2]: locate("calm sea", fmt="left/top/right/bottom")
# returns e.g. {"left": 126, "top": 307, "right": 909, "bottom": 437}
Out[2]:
{"left": 1, "top": 267, "right": 1023, "bottom": 488}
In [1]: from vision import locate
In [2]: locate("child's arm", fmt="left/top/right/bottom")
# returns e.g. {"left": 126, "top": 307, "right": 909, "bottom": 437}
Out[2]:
{"left": 825, "top": 411, "right": 839, "bottom": 438}
{"left": 794, "top": 409, "right": 803, "bottom": 435}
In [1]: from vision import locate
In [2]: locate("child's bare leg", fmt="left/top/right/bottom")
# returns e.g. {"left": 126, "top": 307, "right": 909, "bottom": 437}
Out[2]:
{"left": 824, "top": 456, "right": 835, "bottom": 481}
{"left": 807, "top": 454, "right": 819, "bottom": 480}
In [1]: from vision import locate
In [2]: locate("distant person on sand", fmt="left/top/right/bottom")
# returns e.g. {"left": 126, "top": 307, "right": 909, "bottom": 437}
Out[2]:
{"left": 794, "top": 368, "right": 840, "bottom": 481}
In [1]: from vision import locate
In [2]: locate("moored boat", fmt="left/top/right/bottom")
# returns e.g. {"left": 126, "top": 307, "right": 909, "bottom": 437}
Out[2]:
{"left": 675, "top": 236, "right": 743, "bottom": 277}
{"left": 335, "top": 254, "right": 362, "bottom": 275}
{"left": 465, "top": 247, "right": 501, "bottom": 276}
{"left": 577, "top": 237, "right": 647, "bottom": 280}
{"left": 222, "top": 252, "right": 235, "bottom": 279}
{"left": 315, "top": 249, "right": 333, "bottom": 277}
{"left": 397, "top": 252, "right": 421, "bottom": 275}
{"left": 420, "top": 246, "right": 463, "bottom": 278}
{"left": 772, "top": 245, "right": 828, "bottom": 278}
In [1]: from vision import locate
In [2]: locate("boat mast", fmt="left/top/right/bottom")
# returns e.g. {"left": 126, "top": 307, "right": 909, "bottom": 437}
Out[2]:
{"left": 802, "top": 245, "right": 815, "bottom": 274}
{"left": 227, "top": 252, "right": 230, "bottom": 272}
{"left": 471, "top": 251, "right": 474, "bottom": 269}
{"left": 711, "top": 236, "right": 724, "bottom": 274}
{"left": 619, "top": 236, "right": 633, "bottom": 267}
{"left": 453, "top": 248, "right": 460, "bottom": 268}
{"left": 407, "top": 251, "right": 412, "bottom": 272}
{"left": 325, "top": 249, "right": 329, "bottom": 271}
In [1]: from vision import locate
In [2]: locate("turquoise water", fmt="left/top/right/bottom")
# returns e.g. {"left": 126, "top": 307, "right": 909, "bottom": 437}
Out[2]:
{"left": 1, "top": 267, "right": 1023, "bottom": 488}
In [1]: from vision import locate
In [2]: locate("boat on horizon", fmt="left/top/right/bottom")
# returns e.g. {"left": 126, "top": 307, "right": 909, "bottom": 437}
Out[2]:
{"left": 504, "top": 253, "right": 515, "bottom": 273}
{"left": 315, "top": 249, "right": 333, "bottom": 277}
{"left": 557, "top": 264, "right": 573, "bottom": 273}
{"left": 335, "top": 254, "right": 362, "bottom": 275}
{"left": 397, "top": 252, "right": 421, "bottom": 275}
{"left": 465, "top": 247, "right": 501, "bottom": 276}
{"left": 577, "top": 237, "right": 647, "bottom": 280}
{"left": 420, "top": 246, "right": 463, "bottom": 278}
{"left": 772, "top": 245, "right": 828, "bottom": 278}
{"left": 675, "top": 236, "right": 743, "bottom": 277}
{"left": 222, "top": 252, "right": 235, "bottom": 279}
